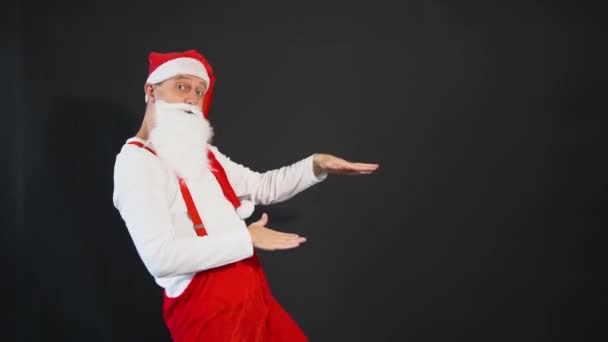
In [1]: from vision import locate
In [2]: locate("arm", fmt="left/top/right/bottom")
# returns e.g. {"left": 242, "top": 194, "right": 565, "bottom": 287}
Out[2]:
{"left": 112, "top": 148, "right": 253, "bottom": 278}
{"left": 209, "top": 146, "right": 328, "bottom": 206}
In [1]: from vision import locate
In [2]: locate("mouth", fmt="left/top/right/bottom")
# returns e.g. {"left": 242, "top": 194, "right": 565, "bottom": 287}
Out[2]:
{"left": 182, "top": 109, "right": 195, "bottom": 115}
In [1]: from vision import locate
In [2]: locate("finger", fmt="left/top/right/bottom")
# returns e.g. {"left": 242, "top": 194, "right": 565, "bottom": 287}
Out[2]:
{"left": 333, "top": 169, "right": 375, "bottom": 176}
{"left": 264, "top": 227, "right": 300, "bottom": 238}
{"left": 272, "top": 239, "right": 304, "bottom": 250}
{"left": 331, "top": 163, "right": 376, "bottom": 173}
{"left": 279, "top": 236, "right": 307, "bottom": 244}
{"left": 255, "top": 213, "right": 268, "bottom": 226}
{"left": 277, "top": 235, "right": 306, "bottom": 244}
{"left": 353, "top": 162, "right": 379, "bottom": 167}
{"left": 345, "top": 165, "right": 379, "bottom": 172}
{"left": 269, "top": 234, "right": 303, "bottom": 244}
{"left": 354, "top": 169, "right": 376, "bottom": 174}
{"left": 273, "top": 231, "right": 302, "bottom": 239}
{"left": 336, "top": 159, "right": 378, "bottom": 167}
{"left": 349, "top": 163, "right": 379, "bottom": 170}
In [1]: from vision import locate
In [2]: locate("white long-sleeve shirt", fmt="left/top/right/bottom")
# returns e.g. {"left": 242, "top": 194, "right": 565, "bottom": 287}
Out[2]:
{"left": 113, "top": 137, "right": 327, "bottom": 297}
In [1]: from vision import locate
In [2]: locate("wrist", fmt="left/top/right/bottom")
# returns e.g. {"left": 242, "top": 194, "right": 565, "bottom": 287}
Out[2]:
{"left": 313, "top": 153, "right": 325, "bottom": 178}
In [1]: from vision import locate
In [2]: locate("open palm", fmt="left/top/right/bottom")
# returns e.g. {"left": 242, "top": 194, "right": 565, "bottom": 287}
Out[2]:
{"left": 314, "top": 153, "right": 379, "bottom": 176}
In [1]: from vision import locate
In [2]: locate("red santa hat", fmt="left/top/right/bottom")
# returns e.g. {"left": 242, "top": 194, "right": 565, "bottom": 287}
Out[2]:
{"left": 144, "top": 49, "right": 216, "bottom": 119}
{"left": 143, "top": 49, "right": 253, "bottom": 219}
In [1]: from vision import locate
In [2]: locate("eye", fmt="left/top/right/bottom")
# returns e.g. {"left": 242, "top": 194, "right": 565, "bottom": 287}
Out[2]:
{"left": 196, "top": 89, "right": 204, "bottom": 97}
{"left": 177, "top": 83, "right": 187, "bottom": 91}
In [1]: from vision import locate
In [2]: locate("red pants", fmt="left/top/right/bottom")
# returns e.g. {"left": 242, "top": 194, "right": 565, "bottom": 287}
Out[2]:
{"left": 163, "top": 255, "right": 309, "bottom": 342}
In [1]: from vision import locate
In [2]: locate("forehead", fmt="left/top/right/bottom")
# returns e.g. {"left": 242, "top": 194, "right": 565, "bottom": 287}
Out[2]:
{"left": 169, "top": 74, "right": 207, "bottom": 88}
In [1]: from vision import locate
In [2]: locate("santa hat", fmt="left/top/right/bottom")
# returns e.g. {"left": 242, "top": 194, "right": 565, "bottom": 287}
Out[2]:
{"left": 144, "top": 50, "right": 216, "bottom": 119}
{"left": 144, "top": 49, "right": 253, "bottom": 220}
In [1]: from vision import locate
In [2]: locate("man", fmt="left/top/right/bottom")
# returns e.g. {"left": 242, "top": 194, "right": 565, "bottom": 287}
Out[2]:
{"left": 113, "top": 49, "right": 379, "bottom": 341}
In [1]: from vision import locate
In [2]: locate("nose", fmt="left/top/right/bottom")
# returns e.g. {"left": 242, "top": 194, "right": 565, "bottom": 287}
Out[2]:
{"left": 184, "top": 89, "right": 200, "bottom": 106}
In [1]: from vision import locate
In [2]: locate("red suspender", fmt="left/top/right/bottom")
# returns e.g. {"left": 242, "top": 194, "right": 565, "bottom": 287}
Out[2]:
{"left": 177, "top": 178, "right": 207, "bottom": 236}
{"left": 128, "top": 141, "right": 208, "bottom": 237}
{"left": 127, "top": 140, "right": 157, "bottom": 156}
{"left": 206, "top": 151, "right": 241, "bottom": 209}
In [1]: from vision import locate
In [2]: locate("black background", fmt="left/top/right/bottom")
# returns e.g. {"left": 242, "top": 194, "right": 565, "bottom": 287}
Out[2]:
{"left": 4, "top": 1, "right": 607, "bottom": 341}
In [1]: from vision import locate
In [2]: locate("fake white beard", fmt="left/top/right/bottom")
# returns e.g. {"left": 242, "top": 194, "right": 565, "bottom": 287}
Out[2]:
{"left": 148, "top": 100, "right": 214, "bottom": 180}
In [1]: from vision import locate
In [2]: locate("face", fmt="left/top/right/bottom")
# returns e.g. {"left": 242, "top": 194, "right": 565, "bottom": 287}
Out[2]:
{"left": 146, "top": 74, "right": 207, "bottom": 107}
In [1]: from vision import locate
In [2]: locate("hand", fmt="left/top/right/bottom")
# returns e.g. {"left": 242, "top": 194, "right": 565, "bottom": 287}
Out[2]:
{"left": 247, "top": 213, "right": 307, "bottom": 251}
{"left": 313, "top": 153, "right": 379, "bottom": 177}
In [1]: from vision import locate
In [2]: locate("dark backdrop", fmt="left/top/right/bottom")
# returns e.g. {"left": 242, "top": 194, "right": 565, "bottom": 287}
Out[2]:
{"left": 5, "top": 1, "right": 607, "bottom": 341}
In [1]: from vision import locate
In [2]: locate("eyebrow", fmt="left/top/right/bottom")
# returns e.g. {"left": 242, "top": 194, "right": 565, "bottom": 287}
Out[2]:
{"left": 174, "top": 75, "right": 207, "bottom": 88}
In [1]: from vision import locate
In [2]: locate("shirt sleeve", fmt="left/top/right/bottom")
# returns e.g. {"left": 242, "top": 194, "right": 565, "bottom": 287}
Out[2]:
{"left": 208, "top": 145, "right": 328, "bottom": 206}
{"left": 112, "top": 147, "right": 253, "bottom": 279}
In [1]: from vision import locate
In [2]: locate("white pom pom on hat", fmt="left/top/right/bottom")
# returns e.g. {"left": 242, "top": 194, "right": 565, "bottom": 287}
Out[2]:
{"left": 236, "top": 200, "right": 255, "bottom": 219}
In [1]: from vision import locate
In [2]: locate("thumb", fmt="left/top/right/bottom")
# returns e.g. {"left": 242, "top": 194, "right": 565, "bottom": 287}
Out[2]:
{"left": 255, "top": 212, "right": 268, "bottom": 227}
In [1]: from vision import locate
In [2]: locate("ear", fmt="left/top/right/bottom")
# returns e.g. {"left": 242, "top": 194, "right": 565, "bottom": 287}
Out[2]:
{"left": 144, "top": 83, "right": 155, "bottom": 103}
